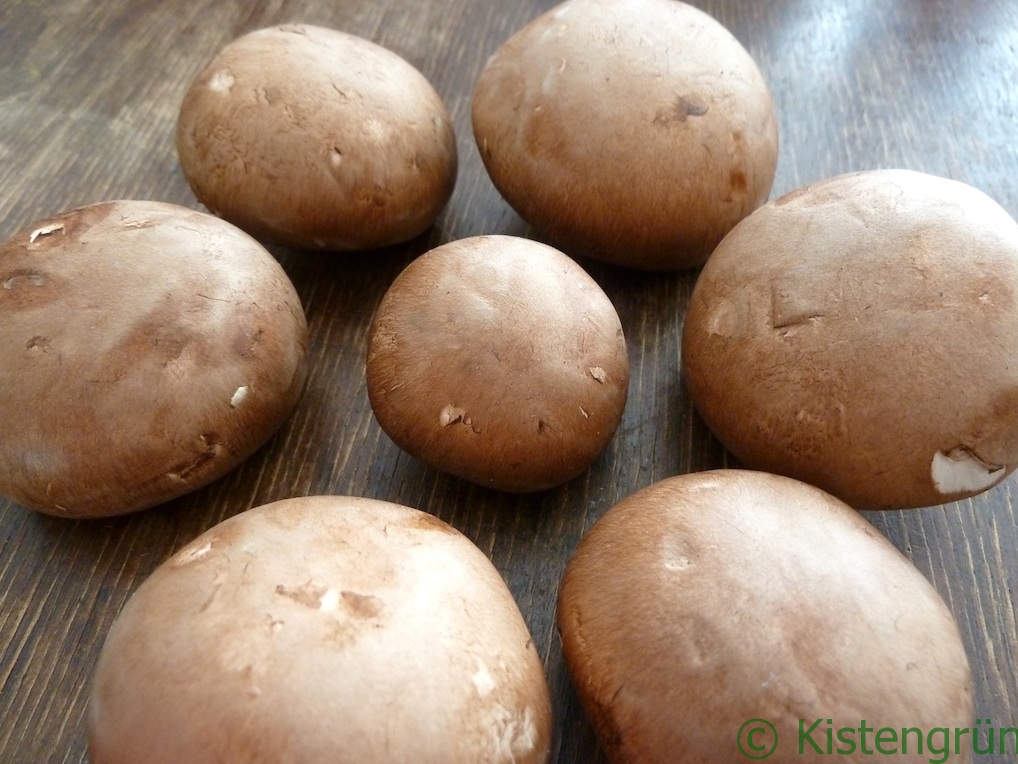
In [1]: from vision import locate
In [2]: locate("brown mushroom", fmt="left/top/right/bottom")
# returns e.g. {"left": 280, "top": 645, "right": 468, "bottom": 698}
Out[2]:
{"left": 0, "top": 200, "right": 308, "bottom": 517}
{"left": 87, "top": 495, "right": 553, "bottom": 763}
{"left": 682, "top": 169, "right": 1018, "bottom": 509}
{"left": 176, "top": 24, "right": 458, "bottom": 250}
{"left": 366, "top": 235, "right": 629, "bottom": 491}
{"left": 471, "top": 0, "right": 778, "bottom": 270}
{"left": 557, "top": 470, "right": 973, "bottom": 763}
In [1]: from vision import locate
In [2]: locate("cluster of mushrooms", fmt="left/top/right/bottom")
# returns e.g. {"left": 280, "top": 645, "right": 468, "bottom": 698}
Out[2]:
{"left": 3, "top": 0, "right": 1013, "bottom": 761}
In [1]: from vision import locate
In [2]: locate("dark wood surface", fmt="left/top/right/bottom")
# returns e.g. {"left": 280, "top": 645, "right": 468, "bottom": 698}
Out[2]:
{"left": 2, "top": 1, "right": 1017, "bottom": 761}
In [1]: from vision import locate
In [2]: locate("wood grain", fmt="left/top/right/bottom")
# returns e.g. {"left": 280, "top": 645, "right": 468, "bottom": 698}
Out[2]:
{"left": 1, "top": 1, "right": 1016, "bottom": 762}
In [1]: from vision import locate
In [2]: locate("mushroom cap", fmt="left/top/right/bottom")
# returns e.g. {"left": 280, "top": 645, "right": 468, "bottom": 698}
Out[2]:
{"left": 682, "top": 169, "right": 1018, "bottom": 509}
{"left": 0, "top": 200, "right": 307, "bottom": 517}
{"left": 87, "top": 495, "right": 553, "bottom": 764}
{"left": 177, "top": 24, "right": 458, "bottom": 250}
{"left": 471, "top": 0, "right": 778, "bottom": 270}
{"left": 366, "top": 235, "right": 629, "bottom": 491}
{"left": 557, "top": 470, "right": 973, "bottom": 763}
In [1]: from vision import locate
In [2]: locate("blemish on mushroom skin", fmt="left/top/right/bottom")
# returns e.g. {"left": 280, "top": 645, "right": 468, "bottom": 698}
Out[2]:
{"left": 196, "top": 583, "right": 223, "bottom": 614}
{"left": 317, "top": 588, "right": 340, "bottom": 612}
{"left": 440, "top": 404, "right": 467, "bottom": 426}
{"left": 728, "top": 169, "right": 748, "bottom": 197}
{"left": 273, "top": 581, "right": 383, "bottom": 620}
{"left": 341, "top": 590, "right": 383, "bottom": 618}
{"left": 486, "top": 702, "right": 543, "bottom": 761}
{"left": 17, "top": 203, "right": 116, "bottom": 252}
{"left": 770, "top": 280, "right": 826, "bottom": 332}
{"left": 439, "top": 404, "right": 483, "bottom": 432}
{"left": 0, "top": 267, "right": 66, "bottom": 324}
{"left": 166, "top": 433, "right": 224, "bottom": 481}
{"left": 233, "top": 327, "right": 264, "bottom": 358}
{"left": 207, "top": 69, "right": 235, "bottom": 93}
{"left": 328, "top": 145, "right": 345, "bottom": 173}
{"left": 653, "top": 94, "right": 709, "bottom": 126}
{"left": 2, "top": 269, "right": 47, "bottom": 291}
{"left": 266, "top": 615, "right": 285, "bottom": 634}
{"left": 355, "top": 184, "right": 390, "bottom": 209}
{"left": 174, "top": 540, "right": 215, "bottom": 566}
{"left": 275, "top": 581, "right": 328, "bottom": 609}
{"left": 119, "top": 218, "right": 157, "bottom": 231}
{"left": 472, "top": 662, "right": 497, "bottom": 697}
{"left": 411, "top": 510, "right": 460, "bottom": 535}
{"left": 330, "top": 81, "right": 351, "bottom": 101}
{"left": 24, "top": 335, "right": 51, "bottom": 352}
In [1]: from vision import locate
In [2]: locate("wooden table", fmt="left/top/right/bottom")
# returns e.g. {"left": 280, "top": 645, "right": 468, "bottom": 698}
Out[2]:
{"left": 1, "top": 1, "right": 1016, "bottom": 761}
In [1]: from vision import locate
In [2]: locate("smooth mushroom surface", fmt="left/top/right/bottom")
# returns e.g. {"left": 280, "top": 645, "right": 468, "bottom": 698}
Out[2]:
{"left": 0, "top": 200, "right": 308, "bottom": 517}
{"left": 557, "top": 470, "right": 973, "bottom": 763}
{"left": 366, "top": 235, "right": 629, "bottom": 492}
{"left": 87, "top": 495, "right": 553, "bottom": 764}
{"left": 471, "top": 0, "right": 778, "bottom": 270}
{"left": 682, "top": 169, "right": 1018, "bottom": 510}
{"left": 177, "top": 24, "right": 457, "bottom": 250}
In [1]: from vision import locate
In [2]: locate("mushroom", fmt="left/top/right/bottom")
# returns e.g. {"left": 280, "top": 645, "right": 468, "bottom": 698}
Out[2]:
{"left": 87, "top": 495, "right": 553, "bottom": 763}
{"left": 177, "top": 24, "right": 458, "bottom": 250}
{"left": 557, "top": 470, "right": 973, "bottom": 763}
{"left": 0, "top": 200, "right": 308, "bottom": 517}
{"left": 366, "top": 235, "right": 629, "bottom": 491}
{"left": 471, "top": 0, "right": 778, "bottom": 270}
{"left": 682, "top": 169, "right": 1018, "bottom": 509}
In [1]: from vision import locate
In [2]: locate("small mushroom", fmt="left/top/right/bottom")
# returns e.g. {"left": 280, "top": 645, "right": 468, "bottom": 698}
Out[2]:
{"left": 177, "top": 24, "right": 458, "bottom": 250}
{"left": 557, "top": 470, "right": 973, "bottom": 762}
{"left": 472, "top": 0, "right": 778, "bottom": 270}
{"left": 0, "top": 200, "right": 308, "bottom": 517}
{"left": 366, "top": 235, "right": 629, "bottom": 491}
{"left": 87, "top": 495, "right": 553, "bottom": 763}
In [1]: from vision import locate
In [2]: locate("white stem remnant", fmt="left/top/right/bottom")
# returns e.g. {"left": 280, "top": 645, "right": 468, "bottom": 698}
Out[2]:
{"left": 28, "top": 223, "right": 65, "bottom": 243}
{"left": 231, "top": 386, "right": 249, "bottom": 407}
{"left": 931, "top": 447, "right": 1005, "bottom": 495}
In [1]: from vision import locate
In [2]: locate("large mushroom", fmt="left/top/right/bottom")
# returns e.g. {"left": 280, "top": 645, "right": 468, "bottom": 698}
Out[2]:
{"left": 682, "top": 169, "right": 1018, "bottom": 509}
{"left": 472, "top": 0, "right": 778, "bottom": 270}
{"left": 0, "top": 200, "right": 308, "bottom": 517}
{"left": 88, "top": 495, "right": 553, "bottom": 763}
{"left": 177, "top": 24, "right": 458, "bottom": 251}
{"left": 558, "top": 470, "right": 974, "bottom": 763}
